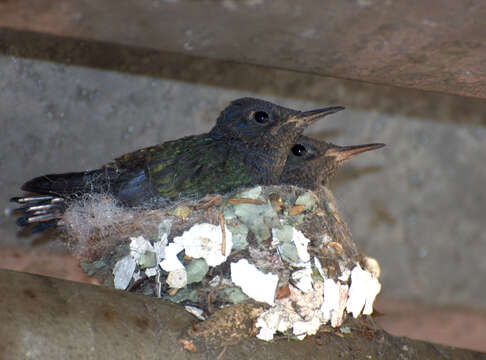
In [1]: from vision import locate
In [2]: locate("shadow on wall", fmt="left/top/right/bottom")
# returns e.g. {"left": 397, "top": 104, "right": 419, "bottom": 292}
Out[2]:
{"left": 1, "top": 27, "right": 486, "bottom": 128}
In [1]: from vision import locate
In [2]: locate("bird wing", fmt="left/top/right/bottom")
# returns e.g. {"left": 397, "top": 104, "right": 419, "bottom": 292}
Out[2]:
{"left": 147, "top": 135, "right": 255, "bottom": 200}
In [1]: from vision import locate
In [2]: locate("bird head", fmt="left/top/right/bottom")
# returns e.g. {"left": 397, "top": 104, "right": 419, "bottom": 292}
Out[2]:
{"left": 210, "top": 98, "right": 344, "bottom": 152}
{"left": 281, "top": 136, "right": 385, "bottom": 189}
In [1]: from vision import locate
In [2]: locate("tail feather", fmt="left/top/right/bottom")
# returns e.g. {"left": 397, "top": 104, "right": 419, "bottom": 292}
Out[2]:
{"left": 16, "top": 216, "right": 29, "bottom": 227}
{"left": 12, "top": 195, "right": 66, "bottom": 230}
{"left": 10, "top": 195, "right": 58, "bottom": 204}
{"left": 12, "top": 198, "right": 64, "bottom": 213}
{"left": 11, "top": 169, "right": 110, "bottom": 233}
{"left": 21, "top": 170, "right": 105, "bottom": 197}
{"left": 31, "top": 220, "right": 60, "bottom": 234}
{"left": 11, "top": 167, "right": 151, "bottom": 234}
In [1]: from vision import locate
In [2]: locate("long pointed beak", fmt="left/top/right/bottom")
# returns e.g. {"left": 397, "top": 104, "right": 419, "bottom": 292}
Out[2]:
{"left": 294, "top": 106, "right": 345, "bottom": 128}
{"left": 326, "top": 143, "right": 385, "bottom": 162}
{"left": 272, "top": 106, "right": 345, "bottom": 135}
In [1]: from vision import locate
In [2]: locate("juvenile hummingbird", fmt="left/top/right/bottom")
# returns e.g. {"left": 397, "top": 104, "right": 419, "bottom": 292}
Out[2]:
{"left": 280, "top": 136, "right": 385, "bottom": 189}
{"left": 11, "top": 98, "right": 344, "bottom": 232}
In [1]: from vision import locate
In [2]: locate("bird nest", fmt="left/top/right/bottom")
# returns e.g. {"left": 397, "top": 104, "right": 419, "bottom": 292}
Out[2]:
{"left": 66, "top": 184, "right": 381, "bottom": 347}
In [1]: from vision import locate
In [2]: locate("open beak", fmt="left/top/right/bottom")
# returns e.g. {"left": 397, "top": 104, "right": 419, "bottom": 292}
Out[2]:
{"left": 271, "top": 106, "right": 345, "bottom": 134}
{"left": 326, "top": 143, "right": 385, "bottom": 162}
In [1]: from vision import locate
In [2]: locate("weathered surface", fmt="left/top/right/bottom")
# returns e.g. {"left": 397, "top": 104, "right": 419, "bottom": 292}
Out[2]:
{"left": 1, "top": 269, "right": 484, "bottom": 359}
{"left": 1, "top": 1, "right": 486, "bottom": 98}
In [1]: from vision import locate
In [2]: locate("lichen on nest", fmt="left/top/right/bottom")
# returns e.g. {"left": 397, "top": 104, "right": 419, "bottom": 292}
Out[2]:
{"left": 69, "top": 185, "right": 381, "bottom": 346}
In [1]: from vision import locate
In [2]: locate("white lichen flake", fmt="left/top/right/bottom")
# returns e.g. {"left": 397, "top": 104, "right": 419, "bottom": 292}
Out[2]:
{"left": 363, "top": 275, "right": 381, "bottom": 315}
{"left": 291, "top": 267, "right": 313, "bottom": 292}
{"left": 184, "top": 305, "right": 206, "bottom": 321}
{"left": 362, "top": 256, "right": 381, "bottom": 279}
{"left": 292, "top": 228, "right": 310, "bottom": 263}
{"left": 255, "top": 256, "right": 382, "bottom": 341}
{"left": 132, "top": 270, "right": 142, "bottom": 282}
{"left": 113, "top": 255, "right": 136, "bottom": 290}
{"left": 144, "top": 267, "right": 158, "bottom": 277}
{"left": 255, "top": 305, "right": 292, "bottom": 341}
{"left": 338, "top": 268, "right": 351, "bottom": 282}
{"left": 167, "top": 268, "right": 187, "bottom": 289}
{"left": 153, "top": 236, "right": 168, "bottom": 262}
{"left": 129, "top": 236, "right": 154, "bottom": 261}
{"left": 320, "top": 278, "right": 349, "bottom": 327}
{"left": 346, "top": 264, "right": 381, "bottom": 318}
{"left": 174, "top": 223, "right": 232, "bottom": 267}
{"left": 314, "top": 257, "right": 325, "bottom": 278}
{"left": 292, "top": 317, "right": 321, "bottom": 340}
{"left": 159, "top": 242, "right": 184, "bottom": 272}
{"left": 231, "top": 259, "right": 278, "bottom": 305}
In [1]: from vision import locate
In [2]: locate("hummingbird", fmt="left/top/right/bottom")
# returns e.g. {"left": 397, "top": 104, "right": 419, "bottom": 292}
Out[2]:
{"left": 279, "top": 136, "right": 385, "bottom": 190}
{"left": 11, "top": 98, "right": 344, "bottom": 232}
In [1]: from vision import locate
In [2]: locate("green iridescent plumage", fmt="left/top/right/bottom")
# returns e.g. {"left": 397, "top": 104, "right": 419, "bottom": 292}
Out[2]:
{"left": 145, "top": 134, "right": 256, "bottom": 200}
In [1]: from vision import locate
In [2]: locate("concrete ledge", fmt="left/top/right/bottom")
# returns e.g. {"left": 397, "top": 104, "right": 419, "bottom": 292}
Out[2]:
{"left": 0, "top": 269, "right": 483, "bottom": 359}
{"left": 1, "top": 1, "right": 486, "bottom": 98}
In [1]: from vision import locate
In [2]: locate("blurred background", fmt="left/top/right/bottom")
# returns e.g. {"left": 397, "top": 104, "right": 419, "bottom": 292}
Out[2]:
{"left": 1, "top": 0, "right": 485, "bottom": 352}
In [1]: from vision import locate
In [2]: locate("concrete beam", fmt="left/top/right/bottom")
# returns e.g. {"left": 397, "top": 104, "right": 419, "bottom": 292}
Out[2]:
{"left": 1, "top": 0, "right": 486, "bottom": 98}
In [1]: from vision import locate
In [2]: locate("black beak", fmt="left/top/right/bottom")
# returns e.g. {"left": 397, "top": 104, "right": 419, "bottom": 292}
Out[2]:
{"left": 293, "top": 106, "right": 345, "bottom": 128}
{"left": 272, "top": 106, "right": 345, "bottom": 135}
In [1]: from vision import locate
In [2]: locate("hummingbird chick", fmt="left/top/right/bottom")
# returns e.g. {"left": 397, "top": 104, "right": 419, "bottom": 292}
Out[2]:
{"left": 11, "top": 98, "right": 343, "bottom": 233}
{"left": 280, "top": 136, "right": 385, "bottom": 190}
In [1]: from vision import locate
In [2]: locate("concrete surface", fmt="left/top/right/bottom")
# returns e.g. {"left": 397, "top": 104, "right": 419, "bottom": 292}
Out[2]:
{"left": 2, "top": 246, "right": 485, "bottom": 353}
{"left": 375, "top": 297, "right": 486, "bottom": 353}
{"left": 3, "top": 1, "right": 486, "bottom": 99}
{"left": 1, "top": 35, "right": 486, "bottom": 312}
{"left": 4, "top": 269, "right": 483, "bottom": 360}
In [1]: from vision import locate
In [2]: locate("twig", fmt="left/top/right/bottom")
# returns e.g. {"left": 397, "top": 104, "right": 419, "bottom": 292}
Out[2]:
{"left": 219, "top": 211, "right": 226, "bottom": 256}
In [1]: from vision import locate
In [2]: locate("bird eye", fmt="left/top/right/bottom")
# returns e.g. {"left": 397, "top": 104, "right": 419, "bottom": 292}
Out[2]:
{"left": 291, "top": 144, "right": 307, "bottom": 156}
{"left": 253, "top": 111, "right": 269, "bottom": 124}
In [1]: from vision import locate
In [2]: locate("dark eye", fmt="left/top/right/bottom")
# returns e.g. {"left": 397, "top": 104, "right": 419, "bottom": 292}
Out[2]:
{"left": 254, "top": 111, "right": 269, "bottom": 124}
{"left": 292, "top": 144, "right": 307, "bottom": 156}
